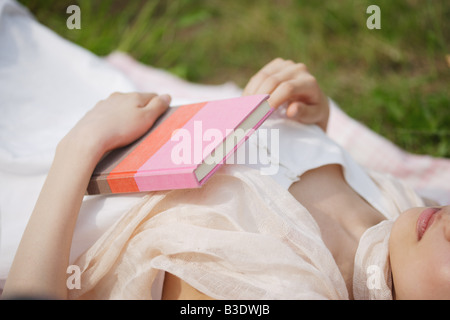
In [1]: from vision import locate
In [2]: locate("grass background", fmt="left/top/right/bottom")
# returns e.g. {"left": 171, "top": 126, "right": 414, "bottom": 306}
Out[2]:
{"left": 19, "top": 0, "right": 449, "bottom": 157}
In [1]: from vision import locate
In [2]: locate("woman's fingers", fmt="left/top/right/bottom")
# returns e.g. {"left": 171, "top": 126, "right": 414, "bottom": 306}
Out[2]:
{"left": 244, "top": 57, "right": 330, "bottom": 131}
{"left": 287, "top": 98, "right": 330, "bottom": 131}
{"left": 244, "top": 58, "right": 313, "bottom": 110}
{"left": 142, "top": 93, "right": 171, "bottom": 122}
{"left": 107, "top": 92, "right": 170, "bottom": 112}
{"left": 142, "top": 93, "right": 171, "bottom": 110}
{"left": 286, "top": 101, "right": 304, "bottom": 118}
{"left": 243, "top": 58, "right": 293, "bottom": 96}
{"left": 267, "top": 73, "right": 319, "bottom": 109}
{"left": 136, "top": 92, "right": 159, "bottom": 107}
{"left": 256, "top": 63, "right": 308, "bottom": 100}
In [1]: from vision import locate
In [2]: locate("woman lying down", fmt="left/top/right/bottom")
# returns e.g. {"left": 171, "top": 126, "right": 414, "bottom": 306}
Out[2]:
{"left": 3, "top": 58, "right": 449, "bottom": 300}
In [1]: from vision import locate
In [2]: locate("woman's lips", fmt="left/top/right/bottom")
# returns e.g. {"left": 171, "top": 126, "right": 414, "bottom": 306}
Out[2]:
{"left": 417, "top": 208, "right": 441, "bottom": 241}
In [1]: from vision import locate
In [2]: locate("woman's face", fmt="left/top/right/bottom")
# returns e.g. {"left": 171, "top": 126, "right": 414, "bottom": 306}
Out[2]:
{"left": 389, "top": 205, "right": 450, "bottom": 299}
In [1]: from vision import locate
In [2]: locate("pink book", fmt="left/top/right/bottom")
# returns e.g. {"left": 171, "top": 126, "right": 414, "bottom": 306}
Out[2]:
{"left": 86, "top": 94, "right": 272, "bottom": 194}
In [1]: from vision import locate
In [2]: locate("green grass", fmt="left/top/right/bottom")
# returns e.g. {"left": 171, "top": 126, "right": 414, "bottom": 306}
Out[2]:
{"left": 19, "top": 0, "right": 450, "bottom": 157}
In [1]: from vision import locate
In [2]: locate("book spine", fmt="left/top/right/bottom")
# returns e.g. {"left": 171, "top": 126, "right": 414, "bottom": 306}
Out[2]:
{"left": 86, "top": 174, "right": 113, "bottom": 194}
{"left": 87, "top": 170, "right": 200, "bottom": 194}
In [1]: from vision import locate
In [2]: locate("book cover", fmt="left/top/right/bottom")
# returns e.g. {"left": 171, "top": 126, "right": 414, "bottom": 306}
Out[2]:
{"left": 86, "top": 94, "right": 272, "bottom": 194}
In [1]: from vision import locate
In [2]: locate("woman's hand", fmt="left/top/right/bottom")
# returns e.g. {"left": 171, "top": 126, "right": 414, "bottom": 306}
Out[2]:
{"left": 243, "top": 58, "right": 330, "bottom": 131}
{"left": 63, "top": 92, "right": 171, "bottom": 160}
{"left": 3, "top": 92, "right": 170, "bottom": 299}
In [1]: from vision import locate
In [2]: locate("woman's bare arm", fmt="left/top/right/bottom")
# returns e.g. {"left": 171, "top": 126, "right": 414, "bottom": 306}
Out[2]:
{"left": 2, "top": 92, "right": 170, "bottom": 299}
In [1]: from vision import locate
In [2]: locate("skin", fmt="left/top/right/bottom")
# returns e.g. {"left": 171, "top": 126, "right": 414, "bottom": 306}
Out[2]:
{"left": 3, "top": 58, "right": 447, "bottom": 300}
{"left": 2, "top": 92, "right": 171, "bottom": 299}
{"left": 165, "top": 59, "right": 450, "bottom": 300}
{"left": 389, "top": 205, "right": 450, "bottom": 300}
{"left": 164, "top": 58, "right": 338, "bottom": 299}
{"left": 244, "top": 58, "right": 386, "bottom": 299}
{"left": 242, "top": 58, "right": 330, "bottom": 131}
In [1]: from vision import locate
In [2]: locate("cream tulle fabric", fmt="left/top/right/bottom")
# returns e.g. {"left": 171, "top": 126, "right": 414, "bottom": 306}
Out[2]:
{"left": 353, "top": 171, "right": 425, "bottom": 300}
{"left": 68, "top": 166, "right": 424, "bottom": 300}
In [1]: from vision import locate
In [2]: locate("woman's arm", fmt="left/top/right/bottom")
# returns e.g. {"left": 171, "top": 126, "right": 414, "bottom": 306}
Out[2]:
{"left": 243, "top": 58, "right": 330, "bottom": 131}
{"left": 2, "top": 92, "right": 171, "bottom": 299}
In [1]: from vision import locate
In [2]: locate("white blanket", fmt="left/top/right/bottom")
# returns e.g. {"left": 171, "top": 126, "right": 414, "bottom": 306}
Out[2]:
{"left": 0, "top": 0, "right": 141, "bottom": 286}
